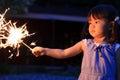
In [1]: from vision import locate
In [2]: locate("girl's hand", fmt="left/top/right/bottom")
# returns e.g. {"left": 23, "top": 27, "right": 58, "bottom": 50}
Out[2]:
{"left": 32, "top": 47, "right": 45, "bottom": 57}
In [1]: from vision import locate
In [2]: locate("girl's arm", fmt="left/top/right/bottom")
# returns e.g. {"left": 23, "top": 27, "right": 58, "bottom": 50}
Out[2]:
{"left": 32, "top": 40, "right": 84, "bottom": 59}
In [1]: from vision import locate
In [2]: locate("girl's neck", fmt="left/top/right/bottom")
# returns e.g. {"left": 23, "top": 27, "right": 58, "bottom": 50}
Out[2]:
{"left": 93, "top": 37, "right": 109, "bottom": 44}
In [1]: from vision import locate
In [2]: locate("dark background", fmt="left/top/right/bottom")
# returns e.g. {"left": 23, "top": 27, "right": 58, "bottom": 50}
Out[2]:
{"left": 0, "top": 0, "right": 120, "bottom": 66}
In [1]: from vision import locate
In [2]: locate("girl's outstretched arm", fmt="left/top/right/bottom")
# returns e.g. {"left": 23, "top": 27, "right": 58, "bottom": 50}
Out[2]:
{"left": 32, "top": 41, "right": 84, "bottom": 59}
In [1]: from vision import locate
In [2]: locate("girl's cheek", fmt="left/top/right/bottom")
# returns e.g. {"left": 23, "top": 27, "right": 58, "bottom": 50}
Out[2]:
{"left": 88, "top": 26, "right": 91, "bottom": 31}
{"left": 89, "top": 25, "right": 94, "bottom": 31}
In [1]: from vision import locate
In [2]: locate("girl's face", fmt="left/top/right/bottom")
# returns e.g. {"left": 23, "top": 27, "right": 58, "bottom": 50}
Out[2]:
{"left": 88, "top": 16, "right": 109, "bottom": 39}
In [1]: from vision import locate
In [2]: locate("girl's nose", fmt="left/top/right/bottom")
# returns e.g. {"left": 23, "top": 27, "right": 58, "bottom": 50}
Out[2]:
{"left": 91, "top": 24, "right": 95, "bottom": 28}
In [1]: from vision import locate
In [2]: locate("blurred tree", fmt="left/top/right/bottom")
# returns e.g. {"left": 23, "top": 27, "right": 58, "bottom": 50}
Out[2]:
{"left": 97, "top": 0, "right": 120, "bottom": 13}
{"left": 0, "top": 0, "right": 35, "bottom": 14}
{"left": 0, "top": 0, "right": 119, "bottom": 15}
{"left": 34, "top": 0, "right": 120, "bottom": 13}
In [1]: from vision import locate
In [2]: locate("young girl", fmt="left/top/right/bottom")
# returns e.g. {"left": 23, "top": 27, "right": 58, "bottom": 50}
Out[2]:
{"left": 32, "top": 4, "right": 120, "bottom": 80}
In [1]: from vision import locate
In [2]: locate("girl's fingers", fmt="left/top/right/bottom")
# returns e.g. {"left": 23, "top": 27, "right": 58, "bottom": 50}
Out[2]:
{"left": 32, "top": 47, "right": 45, "bottom": 57}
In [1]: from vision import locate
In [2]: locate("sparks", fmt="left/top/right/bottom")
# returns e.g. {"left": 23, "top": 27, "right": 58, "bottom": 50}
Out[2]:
{"left": 0, "top": 8, "right": 35, "bottom": 58}
{"left": 6, "top": 23, "right": 29, "bottom": 48}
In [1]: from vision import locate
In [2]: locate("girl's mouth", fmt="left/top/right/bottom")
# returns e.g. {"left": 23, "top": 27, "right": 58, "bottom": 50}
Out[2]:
{"left": 91, "top": 30, "right": 95, "bottom": 33}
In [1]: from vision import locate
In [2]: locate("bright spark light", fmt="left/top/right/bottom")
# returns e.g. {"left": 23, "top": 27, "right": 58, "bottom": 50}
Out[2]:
{"left": 30, "top": 42, "right": 36, "bottom": 46}
{"left": 0, "top": 8, "right": 35, "bottom": 58}
{"left": 6, "top": 23, "right": 29, "bottom": 48}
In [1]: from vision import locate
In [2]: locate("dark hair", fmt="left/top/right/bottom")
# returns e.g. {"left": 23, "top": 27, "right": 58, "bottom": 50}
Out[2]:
{"left": 81, "top": 22, "right": 93, "bottom": 39}
{"left": 81, "top": 4, "right": 120, "bottom": 43}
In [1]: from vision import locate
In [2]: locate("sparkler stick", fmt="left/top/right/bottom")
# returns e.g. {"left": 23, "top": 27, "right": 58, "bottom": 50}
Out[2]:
{"left": 22, "top": 41, "right": 32, "bottom": 51}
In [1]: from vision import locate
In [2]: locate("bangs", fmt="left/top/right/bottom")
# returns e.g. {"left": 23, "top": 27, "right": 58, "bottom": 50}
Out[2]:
{"left": 87, "top": 4, "right": 118, "bottom": 21}
{"left": 88, "top": 8, "right": 105, "bottom": 21}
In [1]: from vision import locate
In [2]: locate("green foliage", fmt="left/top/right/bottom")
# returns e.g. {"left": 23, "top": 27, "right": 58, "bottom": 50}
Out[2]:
{"left": 34, "top": 0, "right": 120, "bottom": 14}
{"left": 0, "top": 0, "right": 35, "bottom": 14}
{"left": 1, "top": 0, "right": 119, "bottom": 15}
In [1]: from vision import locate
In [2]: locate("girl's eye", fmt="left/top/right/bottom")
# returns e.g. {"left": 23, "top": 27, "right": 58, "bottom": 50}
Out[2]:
{"left": 95, "top": 21, "right": 98, "bottom": 24}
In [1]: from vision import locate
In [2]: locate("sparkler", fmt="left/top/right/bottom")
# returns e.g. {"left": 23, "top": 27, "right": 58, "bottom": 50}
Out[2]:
{"left": 0, "top": 8, "right": 35, "bottom": 58}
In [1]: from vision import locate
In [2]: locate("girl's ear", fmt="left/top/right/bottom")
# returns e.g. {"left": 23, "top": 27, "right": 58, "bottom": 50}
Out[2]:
{"left": 109, "top": 21, "right": 115, "bottom": 30}
{"left": 111, "top": 21, "right": 115, "bottom": 26}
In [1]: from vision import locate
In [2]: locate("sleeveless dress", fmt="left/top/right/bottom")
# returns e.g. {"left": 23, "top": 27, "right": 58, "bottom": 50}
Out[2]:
{"left": 78, "top": 39, "right": 117, "bottom": 80}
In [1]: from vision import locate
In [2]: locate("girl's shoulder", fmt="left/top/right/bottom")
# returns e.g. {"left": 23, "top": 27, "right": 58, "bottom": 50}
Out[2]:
{"left": 80, "top": 39, "right": 93, "bottom": 51}
{"left": 82, "top": 39, "right": 93, "bottom": 45}
{"left": 114, "top": 43, "right": 120, "bottom": 52}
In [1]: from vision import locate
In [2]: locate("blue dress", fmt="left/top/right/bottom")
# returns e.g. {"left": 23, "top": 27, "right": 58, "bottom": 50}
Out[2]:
{"left": 78, "top": 39, "right": 117, "bottom": 80}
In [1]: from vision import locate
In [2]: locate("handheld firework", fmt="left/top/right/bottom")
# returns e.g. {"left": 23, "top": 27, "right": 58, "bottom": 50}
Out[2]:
{"left": 0, "top": 8, "right": 35, "bottom": 58}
